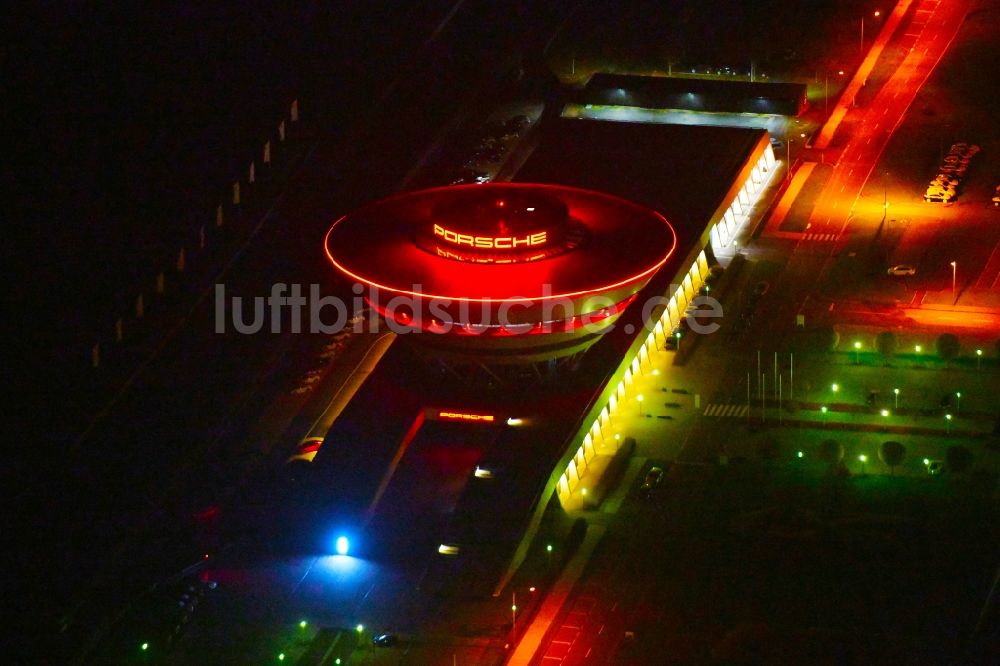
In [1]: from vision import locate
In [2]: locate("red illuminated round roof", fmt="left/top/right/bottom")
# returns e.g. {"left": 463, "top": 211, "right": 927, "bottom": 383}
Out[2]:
{"left": 325, "top": 183, "right": 676, "bottom": 302}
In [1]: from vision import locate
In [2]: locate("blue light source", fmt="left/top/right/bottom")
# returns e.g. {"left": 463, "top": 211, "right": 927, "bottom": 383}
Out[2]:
{"left": 335, "top": 536, "right": 350, "bottom": 556}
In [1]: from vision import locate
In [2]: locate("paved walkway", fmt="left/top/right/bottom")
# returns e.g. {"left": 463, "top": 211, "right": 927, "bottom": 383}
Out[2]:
{"left": 505, "top": 525, "right": 607, "bottom": 666}
{"left": 763, "top": 162, "right": 815, "bottom": 236}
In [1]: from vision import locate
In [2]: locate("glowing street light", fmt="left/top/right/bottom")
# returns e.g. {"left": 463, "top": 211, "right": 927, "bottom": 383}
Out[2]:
{"left": 893, "top": 387, "right": 899, "bottom": 409}
{"left": 976, "top": 348, "right": 983, "bottom": 370}
{"left": 861, "top": 10, "right": 882, "bottom": 56}
{"left": 955, "top": 392, "right": 961, "bottom": 414}
{"left": 637, "top": 394, "right": 644, "bottom": 416}
{"left": 858, "top": 453, "right": 867, "bottom": 474}
{"left": 880, "top": 409, "right": 889, "bottom": 417}
{"left": 335, "top": 536, "right": 350, "bottom": 556}
{"left": 951, "top": 261, "right": 957, "bottom": 299}
{"left": 853, "top": 340, "right": 862, "bottom": 364}
{"left": 945, "top": 413, "right": 953, "bottom": 433}
{"left": 831, "top": 383, "right": 839, "bottom": 393}
{"left": 915, "top": 344, "right": 922, "bottom": 353}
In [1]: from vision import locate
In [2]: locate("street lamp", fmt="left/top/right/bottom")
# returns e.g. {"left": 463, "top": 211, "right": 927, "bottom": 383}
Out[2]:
{"left": 956, "top": 391, "right": 961, "bottom": 414}
{"left": 823, "top": 69, "right": 845, "bottom": 116}
{"left": 831, "top": 383, "right": 839, "bottom": 393}
{"left": 861, "top": 10, "right": 882, "bottom": 57}
{"left": 893, "top": 387, "right": 899, "bottom": 409}
{"left": 945, "top": 413, "right": 953, "bottom": 433}
{"left": 858, "top": 453, "right": 867, "bottom": 474}
{"left": 951, "top": 261, "right": 957, "bottom": 299}
{"left": 854, "top": 341, "right": 862, "bottom": 364}
{"left": 977, "top": 348, "right": 983, "bottom": 369}
{"left": 883, "top": 171, "right": 889, "bottom": 213}
{"left": 637, "top": 394, "right": 644, "bottom": 416}
{"left": 786, "top": 138, "right": 793, "bottom": 180}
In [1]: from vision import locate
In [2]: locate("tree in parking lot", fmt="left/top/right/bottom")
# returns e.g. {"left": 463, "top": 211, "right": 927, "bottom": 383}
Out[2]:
{"left": 936, "top": 333, "right": 960, "bottom": 361}
{"left": 818, "top": 439, "right": 844, "bottom": 468}
{"left": 793, "top": 326, "right": 839, "bottom": 354}
{"left": 876, "top": 331, "right": 898, "bottom": 365}
{"left": 878, "top": 441, "right": 905, "bottom": 476}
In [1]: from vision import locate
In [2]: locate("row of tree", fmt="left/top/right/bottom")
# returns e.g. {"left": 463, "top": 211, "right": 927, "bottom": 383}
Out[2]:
{"left": 816, "top": 438, "right": 975, "bottom": 475}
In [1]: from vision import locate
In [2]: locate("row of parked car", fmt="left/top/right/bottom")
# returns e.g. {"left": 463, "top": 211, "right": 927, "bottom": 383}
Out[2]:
{"left": 449, "top": 115, "right": 533, "bottom": 185}
{"left": 924, "top": 142, "right": 980, "bottom": 203}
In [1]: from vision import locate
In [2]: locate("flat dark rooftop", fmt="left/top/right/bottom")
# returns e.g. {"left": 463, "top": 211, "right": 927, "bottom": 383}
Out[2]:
{"left": 515, "top": 117, "right": 767, "bottom": 235}
{"left": 581, "top": 72, "right": 808, "bottom": 116}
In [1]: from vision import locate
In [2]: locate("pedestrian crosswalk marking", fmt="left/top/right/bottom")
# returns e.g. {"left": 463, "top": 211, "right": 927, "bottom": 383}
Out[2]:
{"left": 703, "top": 403, "right": 749, "bottom": 417}
{"left": 804, "top": 232, "right": 837, "bottom": 242}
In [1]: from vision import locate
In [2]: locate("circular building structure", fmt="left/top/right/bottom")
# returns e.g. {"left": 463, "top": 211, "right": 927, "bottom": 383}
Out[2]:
{"left": 325, "top": 183, "right": 676, "bottom": 371}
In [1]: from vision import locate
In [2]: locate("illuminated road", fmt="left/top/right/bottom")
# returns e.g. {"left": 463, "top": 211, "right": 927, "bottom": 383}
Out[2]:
{"left": 757, "top": 0, "right": 972, "bottom": 342}
{"left": 807, "top": 0, "right": 966, "bottom": 241}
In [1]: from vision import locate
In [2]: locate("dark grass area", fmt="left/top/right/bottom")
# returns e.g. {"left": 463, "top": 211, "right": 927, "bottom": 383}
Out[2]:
{"left": 623, "top": 458, "right": 998, "bottom": 662}
{"left": 546, "top": 0, "right": 881, "bottom": 82}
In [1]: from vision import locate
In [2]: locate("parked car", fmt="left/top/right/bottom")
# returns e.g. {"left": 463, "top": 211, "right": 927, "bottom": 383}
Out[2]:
{"left": 450, "top": 169, "right": 490, "bottom": 185}
{"left": 505, "top": 114, "right": 531, "bottom": 131}
{"left": 886, "top": 264, "right": 916, "bottom": 276}
{"left": 924, "top": 191, "right": 955, "bottom": 203}
{"left": 637, "top": 466, "right": 665, "bottom": 499}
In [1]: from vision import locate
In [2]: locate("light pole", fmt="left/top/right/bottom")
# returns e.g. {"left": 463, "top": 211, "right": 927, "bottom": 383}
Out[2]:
{"left": 893, "top": 387, "right": 899, "bottom": 409}
{"left": 637, "top": 394, "right": 644, "bottom": 416}
{"left": 786, "top": 138, "right": 793, "bottom": 180}
{"left": 854, "top": 341, "right": 862, "bottom": 364}
{"left": 511, "top": 592, "right": 518, "bottom": 636}
{"left": 945, "top": 413, "right": 953, "bottom": 433}
{"left": 861, "top": 10, "right": 882, "bottom": 57}
{"left": 951, "top": 261, "right": 957, "bottom": 299}
{"left": 977, "top": 349, "right": 983, "bottom": 370}
{"left": 858, "top": 454, "right": 867, "bottom": 475}
{"left": 883, "top": 171, "right": 889, "bottom": 215}
{"left": 956, "top": 392, "right": 961, "bottom": 415}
